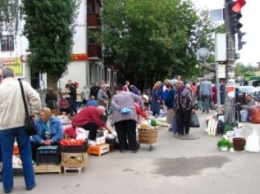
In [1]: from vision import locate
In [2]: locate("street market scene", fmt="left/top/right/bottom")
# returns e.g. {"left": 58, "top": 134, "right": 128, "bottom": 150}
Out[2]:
{"left": 1, "top": 0, "right": 260, "bottom": 194}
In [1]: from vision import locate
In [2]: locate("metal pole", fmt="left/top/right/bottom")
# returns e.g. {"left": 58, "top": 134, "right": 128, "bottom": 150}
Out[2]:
{"left": 224, "top": 0, "right": 236, "bottom": 124}
{"left": 215, "top": 62, "right": 221, "bottom": 114}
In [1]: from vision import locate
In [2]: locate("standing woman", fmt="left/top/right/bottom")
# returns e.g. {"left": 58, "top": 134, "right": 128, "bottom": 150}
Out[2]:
{"left": 174, "top": 81, "right": 195, "bottom": 136}
{"left": 111, "top": 84, "right": 144, "bottom": 153}
{"left": 150, "top": 81, "right": 162, "bottom": 116}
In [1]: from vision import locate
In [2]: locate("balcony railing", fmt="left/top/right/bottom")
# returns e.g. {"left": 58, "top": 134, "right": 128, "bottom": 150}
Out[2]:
{"left": 88, "top": 44, "right": 102, "bottom": 59}
{"left": 87, "top": 14, "right": 101, "bottom": 27}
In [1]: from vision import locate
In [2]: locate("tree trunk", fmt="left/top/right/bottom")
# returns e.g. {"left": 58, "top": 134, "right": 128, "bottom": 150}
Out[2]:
{"left": 47, "top": 75, "right": 59, "bottom": 91}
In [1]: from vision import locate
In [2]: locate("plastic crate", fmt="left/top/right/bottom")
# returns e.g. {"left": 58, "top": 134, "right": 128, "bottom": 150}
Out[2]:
{"left": 59, "top": 140, "right": 88, "bottom": 153}
{"left": 36, "top": 154, "right": 61, "bottom": 165}
{"left": 37, "top": 145, "right": 59, "bottom": 155}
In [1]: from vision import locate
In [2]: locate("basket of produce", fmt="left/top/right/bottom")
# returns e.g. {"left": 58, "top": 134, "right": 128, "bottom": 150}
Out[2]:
{"left": 59, "top": 139, "right": 88, "bottom": 153}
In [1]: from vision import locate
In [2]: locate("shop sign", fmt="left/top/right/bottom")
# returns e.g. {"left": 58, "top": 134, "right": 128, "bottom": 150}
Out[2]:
{"left": 70, "top": 53, "right": 88, "bottom": 61}
{"left": 0, "top": 58, "right": 23, "bottom": 76}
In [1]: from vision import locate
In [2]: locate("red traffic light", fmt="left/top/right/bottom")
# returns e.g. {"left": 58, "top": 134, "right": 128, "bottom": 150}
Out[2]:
{"left": 231, "top": 0, "right": 246, "bottom": 13}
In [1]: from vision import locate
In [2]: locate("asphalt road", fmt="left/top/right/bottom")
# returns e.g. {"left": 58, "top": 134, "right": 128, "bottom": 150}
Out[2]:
{"left": 7, "top": 110, "right": 260, "bottom": 194}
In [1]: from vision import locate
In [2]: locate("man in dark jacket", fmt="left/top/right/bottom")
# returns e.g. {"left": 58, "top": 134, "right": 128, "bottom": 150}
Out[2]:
{"left": 45, "top": 86, "right": 57, "bottom": 111}
{"left": 68, "top": 80, "right": 77, "bottom": 116}
{"left": 90, "top": 82, "right": 101, "bottom": 100}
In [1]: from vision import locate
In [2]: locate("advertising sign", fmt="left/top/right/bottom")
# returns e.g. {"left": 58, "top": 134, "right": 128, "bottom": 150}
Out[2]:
{"left": 0, "top": 58, "right": 23, "bottom": 76}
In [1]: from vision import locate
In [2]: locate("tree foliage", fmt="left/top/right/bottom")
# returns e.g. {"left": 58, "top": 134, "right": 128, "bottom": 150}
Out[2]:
{"left": 22, "top": 0, "right": 80, "bottom": 88}
{"left": 235, "top": 62, "right": 258, "bottom": 77}
{"left": 101, "top": 0, "right": 216, "bottom": 89}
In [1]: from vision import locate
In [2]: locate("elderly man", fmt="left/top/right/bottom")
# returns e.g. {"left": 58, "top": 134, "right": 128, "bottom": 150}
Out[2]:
{"left": 0, "top": 67, "right": 41, "bottom": 193}
{"left": 200, "top": 78, "right": 212, "bottom": 113}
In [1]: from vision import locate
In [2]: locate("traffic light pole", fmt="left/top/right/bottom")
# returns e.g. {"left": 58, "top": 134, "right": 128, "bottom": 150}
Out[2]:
{"left": 224, "top": 0, "right": 236, "bottom": 124}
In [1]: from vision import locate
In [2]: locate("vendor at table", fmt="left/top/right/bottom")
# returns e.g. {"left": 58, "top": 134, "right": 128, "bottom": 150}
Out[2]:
{"left": 71, "top": 106, "right": 113, "bottom": 142}
{"left": 31, "top": 108, "right": 63, "bottom": 161}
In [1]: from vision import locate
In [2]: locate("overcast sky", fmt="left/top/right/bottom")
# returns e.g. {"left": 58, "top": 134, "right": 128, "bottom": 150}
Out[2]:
{"left": 192, "top": 0, "right": 260, "bottom": 66}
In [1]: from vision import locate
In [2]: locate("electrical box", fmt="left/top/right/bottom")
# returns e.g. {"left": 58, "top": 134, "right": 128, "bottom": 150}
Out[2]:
{"left": 215, "top": 33, "right": 227, "bottom": 62}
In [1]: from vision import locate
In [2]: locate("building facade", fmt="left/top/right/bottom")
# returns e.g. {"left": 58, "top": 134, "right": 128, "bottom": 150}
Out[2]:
{"left": 0, "top": 0, "right": 118, "bottom": 92}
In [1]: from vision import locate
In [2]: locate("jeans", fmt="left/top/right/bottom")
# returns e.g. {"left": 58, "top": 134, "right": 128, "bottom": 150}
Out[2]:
{"left": 0, "top": 127, "right": 35, "bottom": 192}
{"left": 201, "top": 95, "right": 211, "bottom": 111}
{"left": 172, "top": 116, "right": 177, "bottom": 135}
{"left": 69, "top": 98, "right": 77, "bottom": 116}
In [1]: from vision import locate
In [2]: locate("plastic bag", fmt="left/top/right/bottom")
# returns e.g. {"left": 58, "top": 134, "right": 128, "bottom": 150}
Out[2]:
{"left": 244, "top": 130, "right": 260, "bottom": 152}
{"left": 190, "top": 113, "right": 200, "bottom": 128}
{"left": 120, "top": 107, "right": 132, "bottom": 114}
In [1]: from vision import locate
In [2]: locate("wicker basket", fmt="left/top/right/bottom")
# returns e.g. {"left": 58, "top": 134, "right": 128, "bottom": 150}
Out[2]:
{"left": 138, "top": 129, "right": 158, "bottom": 144}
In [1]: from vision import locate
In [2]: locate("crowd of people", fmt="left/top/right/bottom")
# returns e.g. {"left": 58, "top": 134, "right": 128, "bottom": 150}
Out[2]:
{"left": 0, "top": 66, "right": 246, "bottom": 193}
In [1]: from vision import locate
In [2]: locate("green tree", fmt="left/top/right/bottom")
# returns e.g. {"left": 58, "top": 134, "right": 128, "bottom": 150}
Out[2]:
{"left": 101, "top": 0, "right": 215, "bottom": 89}
{"left": 235, "top": 62, "right": 258, "bottom": 76}
{"left": 22, "top": 0, "right": 80, "bottom": 89}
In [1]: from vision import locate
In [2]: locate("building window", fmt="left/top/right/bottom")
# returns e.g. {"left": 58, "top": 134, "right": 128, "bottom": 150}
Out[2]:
{"left": 1, "top": 35, "right": 14, "bottom": 51}
{"left": 87, "top": 1, "right": 96, "bottom": 14}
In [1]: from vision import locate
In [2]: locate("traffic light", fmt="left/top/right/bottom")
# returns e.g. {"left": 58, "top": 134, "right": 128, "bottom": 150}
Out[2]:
{"left": 237, "top": 31, "right": 246, "bottom": 50}
{"left": 227, "top": 0, "right": 246, "bottom": 34}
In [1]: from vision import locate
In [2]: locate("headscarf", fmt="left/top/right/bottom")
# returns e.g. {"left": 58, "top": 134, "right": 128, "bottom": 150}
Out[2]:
{"left": 41, "top": 107, "right": 52, "bottom": 122}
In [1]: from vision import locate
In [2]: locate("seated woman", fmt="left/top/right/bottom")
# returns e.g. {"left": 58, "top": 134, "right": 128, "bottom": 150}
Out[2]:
{"left": 31, "top": 108, "right": 63, "bottom": 161}
{"left": 58, "top": 91, "right": 70, "bottom": 114}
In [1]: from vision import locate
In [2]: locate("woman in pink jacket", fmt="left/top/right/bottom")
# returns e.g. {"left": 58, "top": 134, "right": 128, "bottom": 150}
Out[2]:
{"left": 111, "top": 84, "right": 144, "bottom": 153}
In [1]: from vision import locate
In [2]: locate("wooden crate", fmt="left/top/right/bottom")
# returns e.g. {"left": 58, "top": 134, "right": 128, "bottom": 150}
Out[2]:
{"left": 63, "top": 167, "right": 83, "bottom": 174}
{"left": 13, "top": 144, "right": 19, "bottom": 155}
{"left": 34, "top": 164, "right": 61, "bottom": 174}
{"left": 207, "top": 119, "right": 218, "bottom": 136}
{"left": 61, "top": 152, "right": 88, "bottom": 168}
{"left": 88, "top": 144, "right": 110, "bottom": 156}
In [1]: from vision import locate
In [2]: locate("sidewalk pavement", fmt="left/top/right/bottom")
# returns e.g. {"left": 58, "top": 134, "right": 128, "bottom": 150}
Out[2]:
{"left": 9, "top": 109, "right": 260, "bottom": 194}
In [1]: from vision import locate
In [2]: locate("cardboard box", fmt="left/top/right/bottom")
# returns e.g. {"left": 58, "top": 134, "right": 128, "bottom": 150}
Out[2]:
{"left": 96, "top": 136, "right": 106, "bottom": 145}
{"left": 13, "top": 143, "right": 19, "bottom": 154}
{"left": 61, "top": 152, "right": 88, "bottom": 168}
{"left": 88, "top": 143, "right": 110, "bottom": 156}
